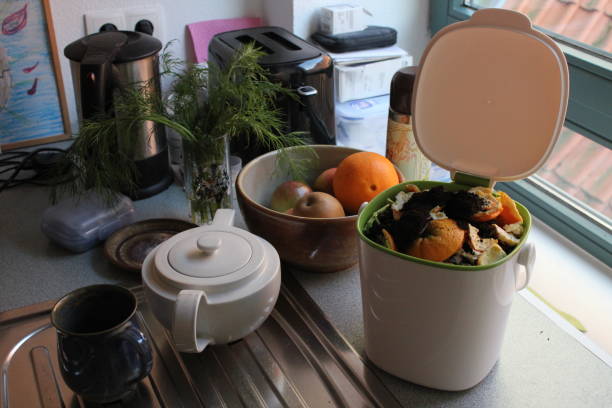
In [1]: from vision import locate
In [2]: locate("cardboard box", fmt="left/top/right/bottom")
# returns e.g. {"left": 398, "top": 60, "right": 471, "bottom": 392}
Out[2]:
{"left": 319, "top": 4, "right": 367, "bottom": 35}
{"left": 334, "top": 55, "right": 412, "bottom": 102}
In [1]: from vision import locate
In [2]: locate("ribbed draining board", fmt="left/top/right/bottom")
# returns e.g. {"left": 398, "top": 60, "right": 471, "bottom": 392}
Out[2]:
{"left": 0, "top": 273, "right": 401, "bottom": 408}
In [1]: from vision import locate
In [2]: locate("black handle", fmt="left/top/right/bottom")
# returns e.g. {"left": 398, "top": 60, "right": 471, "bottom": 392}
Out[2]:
{"left": 80, "top": 55, "right": 112, "bottom": 119}
{"left": 135, "top": 19, "right": 154, "bottom": 36}
{"left": 99, "top": 23, "right": 118, "bottom": 32}
{"left": 77, "top": 32, "right": 128, "bottom": 120}
{"left": 297, "top": 86, "right": 334, "bottom": 145}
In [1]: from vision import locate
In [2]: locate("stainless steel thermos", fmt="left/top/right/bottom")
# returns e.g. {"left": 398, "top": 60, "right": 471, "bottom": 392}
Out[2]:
{"left": 64, "top": 30, "right": 172, "bottom": 199}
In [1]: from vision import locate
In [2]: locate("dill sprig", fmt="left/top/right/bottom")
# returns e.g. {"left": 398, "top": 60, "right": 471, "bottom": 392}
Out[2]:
{"left": 52, "top": 42, "right": 314, "bottom": 203}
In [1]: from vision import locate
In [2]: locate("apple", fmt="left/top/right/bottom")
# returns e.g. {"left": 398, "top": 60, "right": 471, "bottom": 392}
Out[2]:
{"left": 313, "top": 167, "right": 336, "bottom": 195}
{"left": 292, "top": 192, "right": 345, "bottom": 218}
{"left": 270, "top": 181, "right": 312, "bottom": 213}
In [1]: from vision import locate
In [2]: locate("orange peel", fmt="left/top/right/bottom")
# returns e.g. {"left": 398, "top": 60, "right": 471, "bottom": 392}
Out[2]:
{"left": 406, "top": 219, "right": 465, "bottom": 262}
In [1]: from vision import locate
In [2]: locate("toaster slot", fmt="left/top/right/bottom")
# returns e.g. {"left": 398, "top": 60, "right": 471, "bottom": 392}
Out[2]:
{"left": 236, "top": 35, "right": 273, "bottom": 54}
{"left": 262, "top": 31, "right": 302, "bottom": 51}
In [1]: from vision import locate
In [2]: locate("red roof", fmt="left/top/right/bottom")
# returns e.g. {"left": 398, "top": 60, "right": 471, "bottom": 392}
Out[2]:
{"left": 501, "top": 0, "right": 612, "bottom": 219}
{"left": 537, "top": 129, "right": 611, "bottom": 218}
{"left": 503, "top": 0, "right": 612, "bottom": 53}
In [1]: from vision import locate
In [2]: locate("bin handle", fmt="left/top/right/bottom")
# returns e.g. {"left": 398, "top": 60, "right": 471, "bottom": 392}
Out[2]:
{"left": 515, "top": 242, "right": 535, "bottom": 291}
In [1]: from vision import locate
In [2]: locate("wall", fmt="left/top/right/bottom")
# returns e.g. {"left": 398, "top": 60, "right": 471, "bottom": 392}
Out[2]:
{"left": 48, "top": 0, "right": 263, "bottom": 133}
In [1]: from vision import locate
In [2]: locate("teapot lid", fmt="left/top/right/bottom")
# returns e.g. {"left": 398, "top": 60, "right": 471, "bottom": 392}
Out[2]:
{"left": 168, "top": 230, "right": 258, "bottom": 278}
{"left": 411, "top": 9, "right": 569, "bottom": 185}
{"left": 152, "top": 220, "right": 268, "bottom": 291}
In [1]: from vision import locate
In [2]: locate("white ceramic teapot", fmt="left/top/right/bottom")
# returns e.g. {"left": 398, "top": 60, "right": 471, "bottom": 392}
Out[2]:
{"left": 142, "top": 209, "right": 281, "bottom": 353}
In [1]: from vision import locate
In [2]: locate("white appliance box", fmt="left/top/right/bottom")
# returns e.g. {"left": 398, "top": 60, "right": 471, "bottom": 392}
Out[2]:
{"left": 335, "top": 55, "right": 412, "bottom": 103}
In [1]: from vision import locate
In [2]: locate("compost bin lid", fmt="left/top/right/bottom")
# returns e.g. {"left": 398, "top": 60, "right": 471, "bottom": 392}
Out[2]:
{"left": 412, "top": 9, "right": 569, "bottom": 185}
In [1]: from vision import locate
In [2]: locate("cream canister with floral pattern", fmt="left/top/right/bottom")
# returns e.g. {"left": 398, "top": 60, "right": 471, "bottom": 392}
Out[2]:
{"left": 386, "top": 67, "right": 431, "bottom": 180}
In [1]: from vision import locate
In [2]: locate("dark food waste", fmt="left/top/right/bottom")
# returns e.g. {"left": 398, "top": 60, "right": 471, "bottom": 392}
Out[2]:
{"left": 364, "top": 185, "right": 524, "bottom": 265}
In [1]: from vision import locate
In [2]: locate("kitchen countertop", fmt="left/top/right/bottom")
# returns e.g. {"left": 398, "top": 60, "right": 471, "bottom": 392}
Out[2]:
{"left": 1, "top": 182, "right": 611, "bottom": 407}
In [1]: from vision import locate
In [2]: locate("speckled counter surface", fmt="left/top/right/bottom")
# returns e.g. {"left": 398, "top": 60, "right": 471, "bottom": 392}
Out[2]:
{"left": 1, "top": 183, "right": 611, "bottom": 407}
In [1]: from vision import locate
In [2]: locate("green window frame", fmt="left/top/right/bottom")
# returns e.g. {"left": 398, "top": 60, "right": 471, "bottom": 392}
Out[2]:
{"left": 429, "top": 0, "right": 612, "bottom": 266}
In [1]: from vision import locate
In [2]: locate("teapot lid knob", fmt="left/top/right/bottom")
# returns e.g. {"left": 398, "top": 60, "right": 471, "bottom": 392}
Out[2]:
{"left": 197, "top": 236, "right": 222, "bottom": 255}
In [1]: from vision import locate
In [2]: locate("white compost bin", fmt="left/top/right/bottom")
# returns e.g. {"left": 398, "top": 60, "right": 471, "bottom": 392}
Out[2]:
{"left": 357, "top": 9, "right": 569, "bottom": 391}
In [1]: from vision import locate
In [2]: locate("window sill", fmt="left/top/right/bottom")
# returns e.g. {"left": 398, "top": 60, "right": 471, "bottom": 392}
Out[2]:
{"left": 523, "top": 216, "right": 612, "bottom": 364}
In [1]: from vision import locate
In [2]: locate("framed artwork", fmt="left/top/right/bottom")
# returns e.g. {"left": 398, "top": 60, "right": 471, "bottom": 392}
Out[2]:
{"left": 0, "top": 0, "right": 70, "bottom": 150}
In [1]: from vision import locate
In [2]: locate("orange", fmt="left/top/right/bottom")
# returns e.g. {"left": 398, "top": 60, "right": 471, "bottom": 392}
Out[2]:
{"left": 333, "top": 152, "right": 399, "bottom": 214}
{"left": 496, "top": 191, "right": 523, "bottom": 225}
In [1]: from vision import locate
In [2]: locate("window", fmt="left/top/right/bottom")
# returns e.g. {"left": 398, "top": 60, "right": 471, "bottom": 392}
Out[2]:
{"left": 466, "top": 0, "right": 612, "bottom": 58}
{"left": 537, "top": 127, "right": 611, "bottom": 221}
{"left": 430, "top": 1, "right": 611, "bottom": 266}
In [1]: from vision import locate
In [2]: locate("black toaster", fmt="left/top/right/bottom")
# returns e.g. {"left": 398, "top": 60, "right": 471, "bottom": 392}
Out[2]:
{"left": 209, "top": 26, "right": 335, "bottom": 160}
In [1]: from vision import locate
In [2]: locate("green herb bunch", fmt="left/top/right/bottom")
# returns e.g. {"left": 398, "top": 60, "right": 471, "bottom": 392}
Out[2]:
{"left": 53, "top": 43, "right": 313, "bottom": 203}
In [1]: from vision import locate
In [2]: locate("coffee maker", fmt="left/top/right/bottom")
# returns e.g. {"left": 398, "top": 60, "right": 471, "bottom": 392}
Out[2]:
{"left": 64, "top": 30, "right": 172, "bottom": 199}
{"left": 209, "top": 27, "right": 335, "bottom": 160}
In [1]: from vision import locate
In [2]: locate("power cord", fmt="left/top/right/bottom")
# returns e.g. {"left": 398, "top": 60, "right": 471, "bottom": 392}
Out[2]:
{"left": 0, "top": 147, "right": 73, "bottom": 193}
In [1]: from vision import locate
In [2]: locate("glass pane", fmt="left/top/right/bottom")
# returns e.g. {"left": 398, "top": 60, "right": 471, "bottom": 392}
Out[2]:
{"left": 535, "top": 127, "right": 612, "bottom": 222}
{"left": 466, "top": 0, "right": 612, "bottom": 57}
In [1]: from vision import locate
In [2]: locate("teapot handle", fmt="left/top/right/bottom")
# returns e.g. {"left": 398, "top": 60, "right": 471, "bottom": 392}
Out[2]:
{"left": 172, "top": 290, "right": 210, "bottom": 353}
{"left": 212, "top": 209, "right": 235, "bottom": 226}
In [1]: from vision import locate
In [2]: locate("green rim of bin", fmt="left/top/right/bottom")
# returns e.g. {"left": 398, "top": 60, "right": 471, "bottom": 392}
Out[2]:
{"left": 357, "top": 181, "right": 532, "bottom": 271}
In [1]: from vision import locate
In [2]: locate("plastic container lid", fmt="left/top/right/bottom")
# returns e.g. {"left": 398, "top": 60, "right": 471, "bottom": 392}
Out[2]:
{"left": 335, "top": 94, "right": 390, "bottom": 120}
{"left": 41, "top": 191, "right": 135, "bottom": 252}
{"left": 412, "top": 9, "right": 569, "bottom": 184}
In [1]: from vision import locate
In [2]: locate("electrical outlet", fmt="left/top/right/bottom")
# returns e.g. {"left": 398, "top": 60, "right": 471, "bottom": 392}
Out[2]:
{"left": 84, "top": 10, "right": 126, "bottom": 35}
{"left": 84, "top": 6, "right": 164, "bottom": 41}
{"left": 124, "top": 5, "right": 165, "bottom": 42}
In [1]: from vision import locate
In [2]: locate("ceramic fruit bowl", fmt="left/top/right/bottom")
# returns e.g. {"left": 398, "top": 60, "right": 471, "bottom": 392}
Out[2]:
{"left": 237, "top": 145, "right": 403, "bottom": 273}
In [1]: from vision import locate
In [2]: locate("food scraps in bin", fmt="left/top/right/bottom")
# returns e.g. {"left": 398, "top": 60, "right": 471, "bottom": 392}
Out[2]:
{"left": 364, "top": 185, "right": 524, "bottom": 265}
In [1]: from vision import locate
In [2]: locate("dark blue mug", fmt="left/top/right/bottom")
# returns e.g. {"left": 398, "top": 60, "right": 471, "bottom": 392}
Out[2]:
{"left": 51, "top": 285, "right": 153, "bottom": 404}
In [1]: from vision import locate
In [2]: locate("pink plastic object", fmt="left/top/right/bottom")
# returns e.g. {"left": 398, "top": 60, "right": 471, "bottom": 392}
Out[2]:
{"left": 187, "top": 17, "right": 262, "bottom": 63}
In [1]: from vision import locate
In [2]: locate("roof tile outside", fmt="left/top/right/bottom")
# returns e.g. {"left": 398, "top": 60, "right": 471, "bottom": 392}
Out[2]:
{"left": 480, "top": 1, "right": 611, "bottom": 218}
{"left": 532, "top": 0, "right": 580, "bottom": 32}
{"left": 541, "top": 128, "right": 583, "bottom": 170}
{"left": 557, "top": 143, "right": 608, "bottom": 195}
{"left": 576, "top": 167, "right": 612, "bottom": 217}
{"left": 561, "top": 3, "right": 604, "bottom": 41}
{"left": 578, "top": 148, "right": 612, "bottom": 201}
{"left": 537, "top": 130, "right": 612, "bottom": 218}
{"left": 502, "top": 0, "right": 528, "bottom": 12}
{"left": 502, "top": 0, "right": 612, "bottom": 52}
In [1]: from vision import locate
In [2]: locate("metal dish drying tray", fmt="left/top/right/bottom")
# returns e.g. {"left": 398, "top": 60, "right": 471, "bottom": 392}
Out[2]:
{"left": 0, "top": 273, "right": 401, "bottom": 408}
